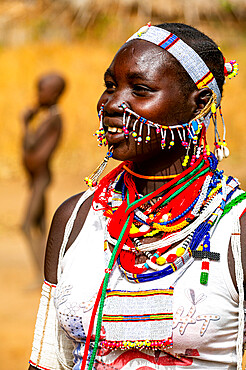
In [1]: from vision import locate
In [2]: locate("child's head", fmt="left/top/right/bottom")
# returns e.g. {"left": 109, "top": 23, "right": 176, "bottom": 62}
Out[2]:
{"left": 37, "top": 72, "right": 66, "bottom": 107}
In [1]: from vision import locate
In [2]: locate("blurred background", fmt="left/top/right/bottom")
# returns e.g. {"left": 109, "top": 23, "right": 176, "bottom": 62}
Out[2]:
{"left": 0, "top": 0, "right": 246, "bottom": 368}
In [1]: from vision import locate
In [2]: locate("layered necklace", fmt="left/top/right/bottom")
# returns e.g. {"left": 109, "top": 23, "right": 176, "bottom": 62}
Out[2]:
{"left": 102, "top": 154, "right": 238, "bottom": 283}
{"left": 81, "top": 152, "right": 240, "bottom": 370}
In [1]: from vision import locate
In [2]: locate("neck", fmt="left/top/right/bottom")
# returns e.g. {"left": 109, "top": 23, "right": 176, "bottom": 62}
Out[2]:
{"left": 133, "top": 149, "right": 185, "bottom": 195}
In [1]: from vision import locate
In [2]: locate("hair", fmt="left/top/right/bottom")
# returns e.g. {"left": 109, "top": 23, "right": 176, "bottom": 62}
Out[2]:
{"left": 156, "top": 23, "right": 225, "bottom": 95}
{"left": 38, "top": 72, "right": 66, "bottom": 97}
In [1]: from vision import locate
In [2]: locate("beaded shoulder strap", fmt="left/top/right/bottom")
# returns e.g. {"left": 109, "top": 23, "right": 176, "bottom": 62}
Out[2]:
{"left": 57, "top": 188, "right": 96, "bottom": 281}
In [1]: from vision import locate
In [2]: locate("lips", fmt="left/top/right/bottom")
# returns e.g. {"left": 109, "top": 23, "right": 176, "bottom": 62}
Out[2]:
{"left": 103, "top": 113, "right": 135, "bottom": 145}
{"left": 106, "top": 129, "right": 125, "bottom": 144}
{"left": 104, "top": 116, "right": 127, "bottom": 144}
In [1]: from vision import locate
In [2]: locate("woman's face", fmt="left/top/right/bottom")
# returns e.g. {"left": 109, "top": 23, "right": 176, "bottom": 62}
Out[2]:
{"left": 97, "top": 40, "right": 195, "bottom": 162}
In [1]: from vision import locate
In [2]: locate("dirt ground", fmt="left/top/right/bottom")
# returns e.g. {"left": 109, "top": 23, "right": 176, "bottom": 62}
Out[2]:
{"left": 0, "top": 171, "right": 85, "bottom": 370}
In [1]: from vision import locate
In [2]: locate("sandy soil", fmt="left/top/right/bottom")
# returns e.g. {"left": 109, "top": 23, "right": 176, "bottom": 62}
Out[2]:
{"left": 0, "top": 172, "right": 84, "bottom": 370}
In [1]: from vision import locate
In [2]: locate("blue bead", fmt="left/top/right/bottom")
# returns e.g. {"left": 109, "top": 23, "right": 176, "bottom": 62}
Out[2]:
{"left": 191, "top": 120, "right": 198, "bottom": 132}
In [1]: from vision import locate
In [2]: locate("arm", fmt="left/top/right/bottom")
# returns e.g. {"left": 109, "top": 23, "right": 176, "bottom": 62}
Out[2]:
{"left": 45, "top": 191, "right": 94, "bottom": 283}
{"left": 28, "top": 191, "right": 93, "bottom": 369}
{"left": 228, "top": 210, "right": 246, "bottom": 295}
{"left": 21, "top": 106, "right": 39, "bottom": 127}
{"left": 23, "top": 114, "right": 62, "bottom": 154}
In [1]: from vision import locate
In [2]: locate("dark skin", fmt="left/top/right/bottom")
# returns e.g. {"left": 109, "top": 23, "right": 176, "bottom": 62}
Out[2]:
{"left": 21, "top": 73, "right": 65, "bottom": 282}
{"left": 29, "top": 41, "right": 246, "bottom": 369}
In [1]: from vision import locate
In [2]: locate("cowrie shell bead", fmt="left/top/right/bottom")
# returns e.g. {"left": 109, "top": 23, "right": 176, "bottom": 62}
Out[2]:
{"left": 223, "top": 146, "right": 230, "bottom": 158}
{"left": 214, "top": 148, "right": 223, "bottom": 162}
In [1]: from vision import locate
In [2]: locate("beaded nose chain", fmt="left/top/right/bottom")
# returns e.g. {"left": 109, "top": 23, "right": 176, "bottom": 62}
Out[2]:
{"left": 86, "top": 91, "right": 217, "bottom": 187}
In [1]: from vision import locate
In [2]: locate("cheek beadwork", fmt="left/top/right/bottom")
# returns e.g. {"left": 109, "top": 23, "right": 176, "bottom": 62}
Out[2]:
{"left": 95, "top": 102, "right": 200, "bottom": 152}
{"left": 94, "top": 101, "right": 211, "bottom": 166}
{"left": 90, "top": 92, "right": 228, "bottom": 188}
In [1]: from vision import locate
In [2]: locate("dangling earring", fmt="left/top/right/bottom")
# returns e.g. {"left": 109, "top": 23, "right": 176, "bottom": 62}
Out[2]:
{"left": 85, "top": 146, "right": 113, "bottom": 187}
{"left": 212, "top": 102, "right": 229, "bottom": 162}
{"left": 94, "top": 104, "right": 107, "bottom": 147}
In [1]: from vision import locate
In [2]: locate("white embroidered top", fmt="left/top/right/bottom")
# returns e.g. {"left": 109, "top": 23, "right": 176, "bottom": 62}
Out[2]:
{"left": 52, "top": 190, "right": 246, "bottom": 370}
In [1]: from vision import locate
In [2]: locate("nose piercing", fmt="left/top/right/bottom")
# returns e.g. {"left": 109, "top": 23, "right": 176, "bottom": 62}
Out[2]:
{"left": 120, "top": 102, "right": 128, "bottom": 110}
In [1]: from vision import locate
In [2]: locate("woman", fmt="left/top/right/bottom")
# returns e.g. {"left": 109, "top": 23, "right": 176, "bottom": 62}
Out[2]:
{"left": 29, "top": 23, "right": 246, "bottom": 370}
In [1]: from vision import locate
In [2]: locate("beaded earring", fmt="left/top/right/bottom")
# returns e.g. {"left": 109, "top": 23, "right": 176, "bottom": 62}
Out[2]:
{"left": 224, "top": 59, "right": 239, "bottom": 79}
{"left": 84, "top": 147, "right": 113, "bottom": 187}
{"left": 212, "top": 57, "right": 239, "bottom": 162}
{"left": 94, "top": 104, "right": 107, "bottom": 147}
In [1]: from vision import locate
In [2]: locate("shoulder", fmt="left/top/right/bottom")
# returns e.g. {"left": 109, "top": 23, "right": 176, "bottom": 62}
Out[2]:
{"left": 44, "top": 190, "right": 94, "bottom": 284}
{"left": 48, "top": 112, "right": 62, "bottom": 129}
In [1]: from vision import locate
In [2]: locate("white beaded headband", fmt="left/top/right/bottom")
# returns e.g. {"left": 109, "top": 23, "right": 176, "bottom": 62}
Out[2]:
{"left": 127, "top": 24, "right": 222, "bottom": 105}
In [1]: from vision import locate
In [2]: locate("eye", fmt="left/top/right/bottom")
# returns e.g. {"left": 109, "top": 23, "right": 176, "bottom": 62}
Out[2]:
{"left": 104, "top": 80, "right": 116, "bottom": 93}
{"left": 132, "top": 84, "right": 153, "bottom": 96}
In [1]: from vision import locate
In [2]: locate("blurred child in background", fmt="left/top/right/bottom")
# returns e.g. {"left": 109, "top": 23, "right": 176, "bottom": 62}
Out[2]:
{"left": 21, "top": 72, "right": 66, "bottom": 284}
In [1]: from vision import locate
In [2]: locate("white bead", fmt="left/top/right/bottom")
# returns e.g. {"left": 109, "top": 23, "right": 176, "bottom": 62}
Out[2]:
{"left": 223, "top": 146, "right": 230, "bottom": 158}
{"left": 214, "top": 147, "right": 223, "bottom": 161}
{"left": 146, "top": 259, "right": 164, "bottom": 271}
{"left": 139, "top": 224, "right": 151, "bottom": 233}
{"left": 162, "top": 214, "right": 169, "bottom": 222}
{"left": 137, "top": 25, "right": 149, "bottom": 35}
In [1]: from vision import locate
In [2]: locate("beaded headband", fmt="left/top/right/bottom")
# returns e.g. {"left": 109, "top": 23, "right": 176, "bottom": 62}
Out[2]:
{"left": 127, "top": 24, "right": 222, "bottom": 105}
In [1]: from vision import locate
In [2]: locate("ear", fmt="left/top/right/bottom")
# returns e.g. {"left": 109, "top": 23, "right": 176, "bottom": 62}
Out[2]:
{"left": 191, "top": 87, "right": 212, "bottom": 118}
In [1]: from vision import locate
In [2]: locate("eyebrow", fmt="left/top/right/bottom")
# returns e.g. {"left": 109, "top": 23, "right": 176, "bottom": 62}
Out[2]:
{"left": 104, "top": 69, "right": 153, "bottom": 82}
{"left": 104, "top": 69, "right": 114, "bottom": 80}
{"left": 126, "top": 71, "right": 152, "bottom": 82}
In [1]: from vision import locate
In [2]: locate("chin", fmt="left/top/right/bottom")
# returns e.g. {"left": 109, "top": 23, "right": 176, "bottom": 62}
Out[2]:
{"left": 112, "top": 148, "right": 132, "bottom": 162}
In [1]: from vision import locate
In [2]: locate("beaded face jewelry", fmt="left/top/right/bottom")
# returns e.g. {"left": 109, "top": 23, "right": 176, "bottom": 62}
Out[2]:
{"left": 94, "top": 92, "right": 214, "bottom": 171}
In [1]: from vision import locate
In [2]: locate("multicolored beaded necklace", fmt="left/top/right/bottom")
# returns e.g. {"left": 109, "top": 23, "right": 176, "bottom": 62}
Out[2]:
{"left": 103, "top": 155, "right": 238, "bottom": 282}
{"left": 80, "top": 150, "right": 240, "bottom": 370}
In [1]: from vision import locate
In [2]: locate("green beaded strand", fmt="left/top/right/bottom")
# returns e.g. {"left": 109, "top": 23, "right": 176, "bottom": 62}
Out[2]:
{"left": 219, "top": 192, "right": 246, "bottom": 220}
{"left": 87, "top": 192, "right": 133, "bottom": 370}
{"left": 126, "top": 159, "right": 206, "bottom": 213}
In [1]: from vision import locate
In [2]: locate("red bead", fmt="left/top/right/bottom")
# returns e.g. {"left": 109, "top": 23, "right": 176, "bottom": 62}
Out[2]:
{"left": 166, "top": 254, "right": 177, "bottom": 263}
{"left": 202, "top": 261, "right": 210, "bottom": 270}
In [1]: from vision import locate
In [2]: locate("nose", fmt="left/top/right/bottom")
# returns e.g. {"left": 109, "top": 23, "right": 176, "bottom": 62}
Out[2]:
{"left": 103, "top": 91, "right": 129, "bottom": 117}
